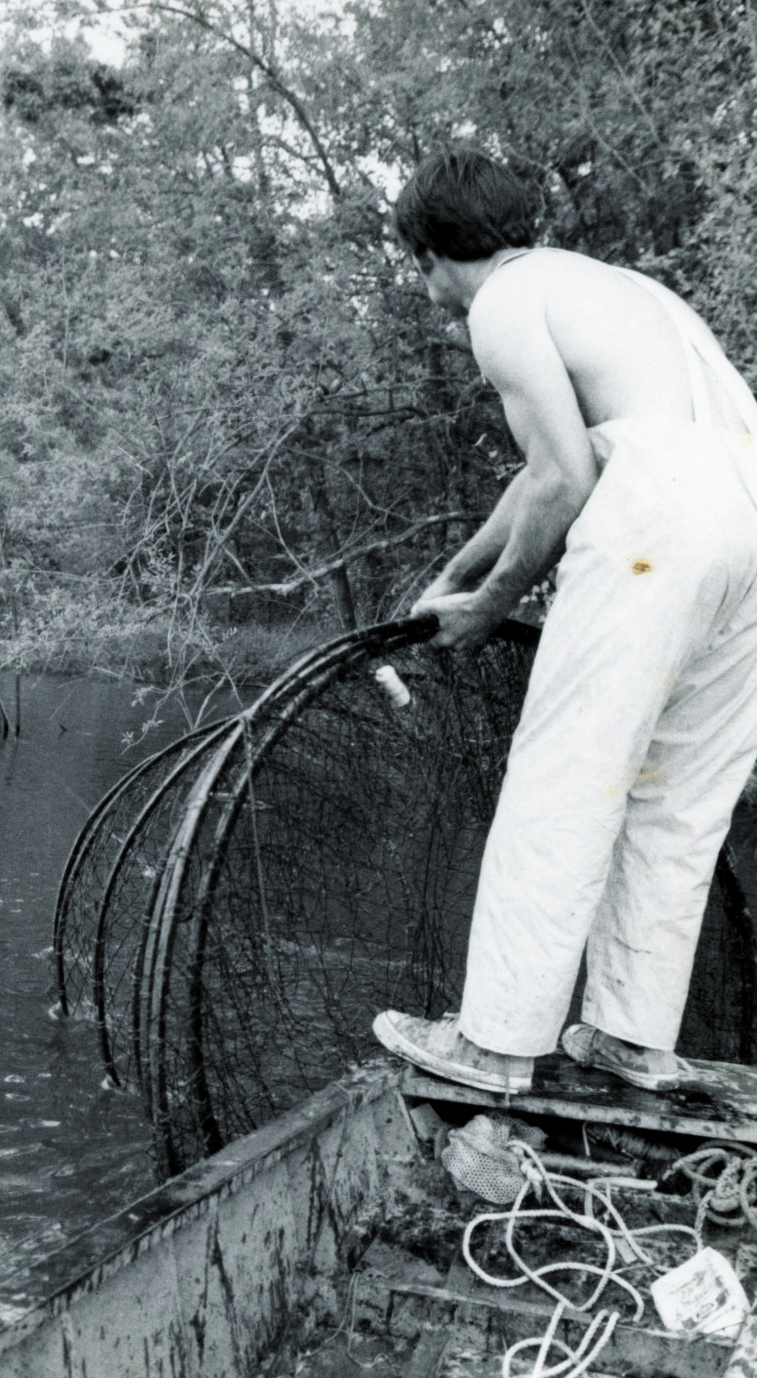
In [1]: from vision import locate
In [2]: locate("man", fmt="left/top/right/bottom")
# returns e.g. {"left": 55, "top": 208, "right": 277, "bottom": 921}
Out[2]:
{"left": 372, "top": 147, "right": 757, "bottom": 1095}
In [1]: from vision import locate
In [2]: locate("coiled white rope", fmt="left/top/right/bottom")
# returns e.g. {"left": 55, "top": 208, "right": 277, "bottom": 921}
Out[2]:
{"left": 664, "top": 1142, "right": 757, "bottom": 1233}
{"left": 461, "top": 1139, "right": 701, "bottom": 1378}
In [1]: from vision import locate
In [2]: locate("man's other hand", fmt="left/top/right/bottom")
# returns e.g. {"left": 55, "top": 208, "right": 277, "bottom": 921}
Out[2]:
{"left": 410, "top": 591, "right": 502, "bottom": 650}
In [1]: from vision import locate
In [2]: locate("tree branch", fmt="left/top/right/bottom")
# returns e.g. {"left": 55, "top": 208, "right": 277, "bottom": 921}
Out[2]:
{"left": 231, "top": 510, "right": 490, "bottom": 596}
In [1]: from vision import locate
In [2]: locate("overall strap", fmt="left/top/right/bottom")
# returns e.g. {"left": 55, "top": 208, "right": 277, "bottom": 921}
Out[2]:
{"left": 617, "top": 267, "right": 757, "bottom": 436}
{"left": 492, "top": 249, "right": 534, "bottom": 273}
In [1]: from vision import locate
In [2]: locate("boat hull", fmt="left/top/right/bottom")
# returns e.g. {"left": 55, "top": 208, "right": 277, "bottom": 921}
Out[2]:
{"left": 0, "top": 1061, "right": 411, "bottom": 1378}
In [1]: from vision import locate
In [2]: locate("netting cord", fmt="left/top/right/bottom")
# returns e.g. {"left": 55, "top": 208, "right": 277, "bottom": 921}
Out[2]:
{"left": 242, "top": 719, "right": 277, "bottom": 989}
{"left": 462, "top": 1140, "right": 701, "bottom": 1378}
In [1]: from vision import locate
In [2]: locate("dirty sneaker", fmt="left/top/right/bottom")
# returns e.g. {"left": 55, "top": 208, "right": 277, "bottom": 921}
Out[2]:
{"left": 372, "top": 1010, "right": 533, "bottom": 1094}
{"left": 561, "top": 1023, "right": 692, "bottom": 1092}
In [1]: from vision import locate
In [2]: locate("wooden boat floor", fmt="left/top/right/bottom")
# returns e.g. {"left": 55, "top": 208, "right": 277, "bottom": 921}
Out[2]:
{"left": 279, "top": 1147, "right": 749, "bottom": 1377}
{"left": 401, "top": 1050, "right": 757, "bottom": 1144}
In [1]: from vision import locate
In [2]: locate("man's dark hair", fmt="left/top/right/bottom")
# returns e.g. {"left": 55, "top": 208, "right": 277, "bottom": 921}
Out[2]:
{"left": 394, "top": 147, "right": 534, "bottom": 263}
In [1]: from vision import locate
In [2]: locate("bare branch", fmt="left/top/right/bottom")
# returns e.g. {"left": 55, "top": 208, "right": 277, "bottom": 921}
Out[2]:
{"left": 232, "top": 510, "right": 490, "bottom": 596}
{"left": 189, "top": 418, "right": 303, "bottom": 596}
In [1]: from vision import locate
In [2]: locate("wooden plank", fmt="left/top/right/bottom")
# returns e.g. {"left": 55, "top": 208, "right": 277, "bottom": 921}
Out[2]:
{"left": 401, "top": 1051, "right": 757, "bottom": 1144}
{"left": 402, "top": 1332, "right": 449, "bottom": 1378}
{"left": 402, "top": 1253, "right": 462, "bottom": 1378}
{"left": 384, "top": 1260, "right": 734, "bottom": 1377}
{"left": 444, "top": 1256, "right": 734, "bottom": 1378}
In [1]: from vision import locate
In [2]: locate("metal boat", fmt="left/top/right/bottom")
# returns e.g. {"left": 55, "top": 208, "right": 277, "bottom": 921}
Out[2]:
{"left": 3, "top": 1052, "right": 757, "bottom": 1377}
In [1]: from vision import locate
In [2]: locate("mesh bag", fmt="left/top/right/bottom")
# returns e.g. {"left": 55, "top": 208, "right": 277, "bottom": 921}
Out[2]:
{"left": 441, "top": 1113, "right": 547, "bottom": 1204}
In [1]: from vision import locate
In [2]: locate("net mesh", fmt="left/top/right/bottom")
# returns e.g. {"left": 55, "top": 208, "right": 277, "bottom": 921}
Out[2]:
{"left": 53, "top": 719, "right": 235, "bottom": 1084}
{"left": 143, "top": 627, "right": 538, "bottom": 1173}
{"left": 441, "top": 1114, "right": 547, "bottom": 1203}
{"left": 678, "top": 844, "right": 756, "bottom": 1063}
{"left": 53, "top": 617, "right": 757, "bottom": 1179}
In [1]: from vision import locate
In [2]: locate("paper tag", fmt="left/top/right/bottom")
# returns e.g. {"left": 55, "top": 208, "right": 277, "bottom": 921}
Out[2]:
{"left": 651, "top": 1247, "right": 749, "bottom": 1341}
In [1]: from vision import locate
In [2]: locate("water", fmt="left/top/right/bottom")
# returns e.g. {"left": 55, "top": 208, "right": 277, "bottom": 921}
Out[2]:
{"left": 0, "top": 671, "right": 237, "bottom": 1296}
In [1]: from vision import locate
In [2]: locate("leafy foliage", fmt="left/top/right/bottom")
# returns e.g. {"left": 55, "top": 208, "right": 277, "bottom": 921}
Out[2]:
{"left": 0, "top": 0, "right": 755, "bottom": 706}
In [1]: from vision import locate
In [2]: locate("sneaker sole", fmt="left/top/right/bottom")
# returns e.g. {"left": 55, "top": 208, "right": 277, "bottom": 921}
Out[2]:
{"left": 561, "top": 1027, "right": 687, "bottom": 1092}
{"left": 588, "top": 1052, "right": 684, "bottom": 1092}
{"left": 372, "top": 1012, "right": 532, "bottom": 1095}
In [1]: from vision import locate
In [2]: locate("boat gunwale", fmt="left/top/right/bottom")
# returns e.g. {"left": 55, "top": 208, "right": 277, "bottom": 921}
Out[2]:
{"left": 0, "top": 1058, "right": 402, "bottom": 1353}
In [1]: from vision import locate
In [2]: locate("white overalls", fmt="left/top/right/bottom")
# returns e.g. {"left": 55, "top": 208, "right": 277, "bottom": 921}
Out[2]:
{"left": 459, "top": 269, "right": 757, "bottom": 1056}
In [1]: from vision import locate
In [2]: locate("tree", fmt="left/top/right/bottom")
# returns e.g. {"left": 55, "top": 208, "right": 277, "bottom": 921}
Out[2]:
{"left": 1, "top": 0, "right": 755, "bottom": 713}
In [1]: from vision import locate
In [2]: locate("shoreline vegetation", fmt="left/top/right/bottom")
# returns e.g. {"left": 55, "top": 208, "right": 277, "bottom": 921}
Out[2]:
{"left": 0, "top": 587, "right": 324, "bottom": 685}
{"left": 0, "top": 578, "right": 549, "bottom": 688}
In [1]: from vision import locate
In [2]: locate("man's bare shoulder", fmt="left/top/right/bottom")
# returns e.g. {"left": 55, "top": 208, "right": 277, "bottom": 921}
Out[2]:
{"left": 470, "top": 248, "right": 618, "bottom": 325}
{"left": 467, "top": 248, "right": 703, "bottom": 427}
{"left": 470, "top": 250, "right": 591, "bottom": 360}
{"left": 466, "top": 249, "right": 586, "bottom": 378}
{"left": 469, "top": 247, "right": 710, "bottom": 350}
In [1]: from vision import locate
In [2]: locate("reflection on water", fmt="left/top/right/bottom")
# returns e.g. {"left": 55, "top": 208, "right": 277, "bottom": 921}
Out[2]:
{"left": 0, "top": 671, "right": 237, "bottom": 1291}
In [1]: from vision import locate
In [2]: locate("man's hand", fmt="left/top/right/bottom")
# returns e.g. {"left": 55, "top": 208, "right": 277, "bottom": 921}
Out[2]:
{"left": 411, "top": 590, "right": 504, "bottom": 650}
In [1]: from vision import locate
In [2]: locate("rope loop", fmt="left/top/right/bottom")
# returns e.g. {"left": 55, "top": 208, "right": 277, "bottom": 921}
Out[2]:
{"left": 462, "top": 1136, "right": 757, "bottom": 1377}
{"left": 463, "top": 1139, "right": 703, "bottom": 1378}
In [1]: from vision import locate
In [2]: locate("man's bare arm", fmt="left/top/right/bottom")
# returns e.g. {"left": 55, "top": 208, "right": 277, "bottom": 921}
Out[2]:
{"left": 415, "top": 467, "right": 529, "bottom": 602}
{"left": 415, "top": 468, "right": 587, "bottom": 647}
{"left": 416, "top": 272, "right": 599, "bottom": 648}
